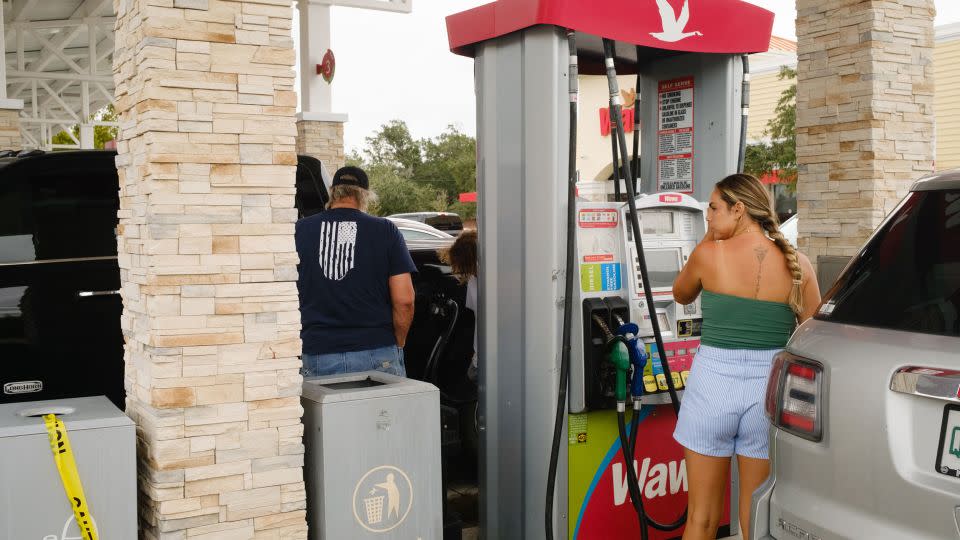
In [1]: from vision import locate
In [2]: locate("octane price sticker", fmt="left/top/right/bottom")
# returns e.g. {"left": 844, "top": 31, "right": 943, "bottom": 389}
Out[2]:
{"left": 579, "top": 209, "right": 619, "bottom": 228}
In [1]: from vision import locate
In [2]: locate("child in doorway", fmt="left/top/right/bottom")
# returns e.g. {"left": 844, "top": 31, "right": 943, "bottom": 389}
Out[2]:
{"left": 438, "top": 230, "right": 479, "bottom": 382}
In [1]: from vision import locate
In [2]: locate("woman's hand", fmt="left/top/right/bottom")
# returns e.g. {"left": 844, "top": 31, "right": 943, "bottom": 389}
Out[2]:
{"left": 701, "top": 227, "right": 716, "bottom": 244}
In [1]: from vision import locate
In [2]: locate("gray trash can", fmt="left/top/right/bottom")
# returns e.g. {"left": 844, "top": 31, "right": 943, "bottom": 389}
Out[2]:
{"left": 302, "top": 371, "right": 442, "bottom": 540}
{"left": 0, "top": 396, "right": 137, "bottom": 539}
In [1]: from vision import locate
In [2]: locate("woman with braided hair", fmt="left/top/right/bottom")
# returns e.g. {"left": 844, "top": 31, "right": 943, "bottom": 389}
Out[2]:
{"left": 671, "top": 173, "right": 821, "bottom": 540}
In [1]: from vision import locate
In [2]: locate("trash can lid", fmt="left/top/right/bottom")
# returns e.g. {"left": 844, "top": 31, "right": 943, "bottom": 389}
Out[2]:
{"left": 0, "top": 396, "right": 134, "bottom": 438}
{"left": 302, "top": 371, "right": 439, "bottom": 404}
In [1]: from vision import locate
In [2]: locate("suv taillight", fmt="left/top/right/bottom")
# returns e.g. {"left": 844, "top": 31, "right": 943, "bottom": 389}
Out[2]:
{"left": 765, "top": 352, "right": 824, "bottom": 442}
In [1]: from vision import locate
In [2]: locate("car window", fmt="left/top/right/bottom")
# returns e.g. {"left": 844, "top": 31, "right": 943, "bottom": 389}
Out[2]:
{"left": 819, "top": 190, "right": 960, "bottom": 337}
{"left": 0, "top": 162, "right": 119, "bottom": 263}
{"left": 0, "top": 180, "right": 33, "bottom": 263}
{"left": 399, "top": 228, "right": 443, "bottom": 240}
{"left": 425, "top": 215, "right": 462, "bottom": 230}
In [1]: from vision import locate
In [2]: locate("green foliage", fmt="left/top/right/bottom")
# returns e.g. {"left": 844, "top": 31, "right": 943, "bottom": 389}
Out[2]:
{"left": 354, "top": 120, "right": 477, "bottom": 219}
{"left": 744, "top": 66, "right": 797, "bottom": 191}
{"left": 364, "top": 120, "right": 423, "bottom": 174}
{"left": 417, "top": 126, "right": 477, "bottom": 201}
{"left": 50, "top": 104, "right": 119, "bottom": 150}
{"left": 367, "top": 163, "right": 442, "bottom": 217}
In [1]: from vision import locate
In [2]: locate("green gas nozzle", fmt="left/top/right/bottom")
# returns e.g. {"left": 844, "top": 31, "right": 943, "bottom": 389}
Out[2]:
{"left": 607, "top": 340, "right": 631, "bottom": 402}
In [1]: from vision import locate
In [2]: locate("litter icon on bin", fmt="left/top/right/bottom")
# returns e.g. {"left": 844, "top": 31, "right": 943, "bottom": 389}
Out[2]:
{"left": 353, "top": 465, "right": 414, "bottom": 533}
{"left": 363, "top": 494, "right": 385, "bottom": 525}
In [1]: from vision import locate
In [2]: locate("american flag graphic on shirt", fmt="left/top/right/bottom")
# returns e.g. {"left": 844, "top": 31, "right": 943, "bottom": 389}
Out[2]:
{"left": 318, "top": 221, "right": 357, "bottom": 281}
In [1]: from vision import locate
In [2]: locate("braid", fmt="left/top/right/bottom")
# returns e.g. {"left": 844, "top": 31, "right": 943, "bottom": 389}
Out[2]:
{"left": 716, "top": 173, "right": 805, "bottom": 316}
{"left": 763, "top": 220, "right": 804, "bottom": 316}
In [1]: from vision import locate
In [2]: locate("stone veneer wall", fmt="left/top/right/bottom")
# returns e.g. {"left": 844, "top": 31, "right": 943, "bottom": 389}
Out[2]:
{"left": 795, "top": 0, "right": 936, "bottom": 266}
{"left": 295, "top": 119, "right": 344, "bottom": 172}
{"left": 112, "top": 0, "right": 307, "bottom": 537}
{"left": 0, "top": 108, "right": 21, "bottom": 150}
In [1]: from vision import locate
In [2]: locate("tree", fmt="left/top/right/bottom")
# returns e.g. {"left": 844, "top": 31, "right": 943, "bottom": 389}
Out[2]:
{"left": 353, "top": 120, "right": 478, "bottom": 219}
{"left": 51, "top": 104, "right": 119, "bottom": 149}
{"left": 367, "top": 163, "right": 440, "bottom": 216}
{"left": 744, "top": 67, "right": 797, "bottom": 190}
{"left": 416, "top": 125, "right": 477, "bottom": 201}
{"left": 363, "top": 120, "right": 422, "bottom": 174}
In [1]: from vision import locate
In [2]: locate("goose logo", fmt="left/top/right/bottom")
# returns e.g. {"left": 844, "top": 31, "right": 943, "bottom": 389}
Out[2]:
{"left": 353, "top": 465, "right": 414, "bottom": 533}
{"left": 651, "top": 0, "right": 703, "bottom": 43}
{"left": 318, "top": 221, "right": 357, "bottom": 281}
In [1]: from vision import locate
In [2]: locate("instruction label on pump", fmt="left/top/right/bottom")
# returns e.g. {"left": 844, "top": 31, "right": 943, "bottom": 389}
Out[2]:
{"left": 657, "top": 77, "right": 694, "bottom": 194}
{"left": 581, "top": 263, "right": 622, "bottom": 292}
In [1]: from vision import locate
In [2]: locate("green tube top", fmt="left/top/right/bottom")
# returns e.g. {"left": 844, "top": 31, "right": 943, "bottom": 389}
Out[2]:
{"left": 700, "top": 290, "right": 796, "bottom": 350}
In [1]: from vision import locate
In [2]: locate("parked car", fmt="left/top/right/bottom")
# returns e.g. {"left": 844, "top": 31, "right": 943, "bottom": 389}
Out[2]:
{"left": 389, "top": 211, "right": 464, "bottom": 234}
{"left": 752, "top": 171, "right": 960, "bottom": 539}
{"left": 0, "top": 151, "right": 474, "bottom": 415}
{"left": 388, "top": 217, "right": 455, "bottom": 250}
{"left": 0, "top": 151, "right": 124, "bottom": 408}
{"left": 779, "top": 213, "right": 798, "bottom": 248}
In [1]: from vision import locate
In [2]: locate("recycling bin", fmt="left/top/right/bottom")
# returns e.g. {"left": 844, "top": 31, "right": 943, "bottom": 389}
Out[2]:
{"left": 0, "top": 396, "right": 136, "bottom": 539}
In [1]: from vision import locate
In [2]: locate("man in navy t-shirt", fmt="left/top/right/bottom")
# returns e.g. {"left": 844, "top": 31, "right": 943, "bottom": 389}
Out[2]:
{"left": 295, "top": 166, "right": 417, "bottom": 377}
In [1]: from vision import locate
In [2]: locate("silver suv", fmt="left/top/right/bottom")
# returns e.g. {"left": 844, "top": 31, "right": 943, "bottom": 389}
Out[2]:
{"left": 752, "top": 172, "right": 960, "bottom": 539}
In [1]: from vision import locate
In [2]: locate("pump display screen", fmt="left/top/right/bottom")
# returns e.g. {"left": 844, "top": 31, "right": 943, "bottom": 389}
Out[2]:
{"left": 646, "top": 249, "right": 682, "bottom": 289}
{"left": 642, "top": 212, "right": 675, "bottom": 235}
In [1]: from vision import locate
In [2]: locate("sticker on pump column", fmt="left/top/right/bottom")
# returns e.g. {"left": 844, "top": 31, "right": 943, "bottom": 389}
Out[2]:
{"left": 581, "top": 263, "right": 622, "bottom": 292}
{"left": 569, "top": 414, "right": 588, "bottom": 445}
{"left": 579, "top": 209, "right": 619, "bottom": 228}
{"left": 657, "top": 77, "right": 694, "bottom": 194}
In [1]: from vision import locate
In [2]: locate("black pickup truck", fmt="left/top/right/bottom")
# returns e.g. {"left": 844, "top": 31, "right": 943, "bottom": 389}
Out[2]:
{"left": 0, "top": 151, "right": 475, "bottom": 412}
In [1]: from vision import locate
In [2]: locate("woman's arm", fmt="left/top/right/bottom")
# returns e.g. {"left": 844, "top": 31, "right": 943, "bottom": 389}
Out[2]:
{"left": 674, "top": 240, "right": 711, "bottom": 305}
{"left": 797, "top": 253, "right": 822, "bottom": 323}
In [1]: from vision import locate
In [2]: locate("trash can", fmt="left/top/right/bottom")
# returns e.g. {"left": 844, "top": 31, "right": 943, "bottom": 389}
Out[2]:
{"left": 302, "top": 371, "right": 443, "bottom": 539}
{"left": 0, "top": 396, "right": 137, "bottom": 539}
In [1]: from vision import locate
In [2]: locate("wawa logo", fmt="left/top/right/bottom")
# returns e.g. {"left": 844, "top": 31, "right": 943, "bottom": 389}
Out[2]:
{"left": 612, "top": 458, "right": 688, "bottom": 505}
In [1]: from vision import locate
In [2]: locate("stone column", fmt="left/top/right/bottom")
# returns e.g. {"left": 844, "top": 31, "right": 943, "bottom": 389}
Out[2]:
{"left": 0, "top": 100, "right": 23, "bottom": 150}
{"left": 112, "top": 0, "right": 307, "bottom": 537}
{"left": 795, "top": 0, "right": 935, "bottom": 266}
{"left": 295, "top": 114, "right": 346, "bottom": 172}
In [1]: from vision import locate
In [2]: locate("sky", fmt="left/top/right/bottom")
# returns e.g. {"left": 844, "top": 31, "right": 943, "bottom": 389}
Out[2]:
{"left": 324, "top": 0, "right": 960, "bottom": 154}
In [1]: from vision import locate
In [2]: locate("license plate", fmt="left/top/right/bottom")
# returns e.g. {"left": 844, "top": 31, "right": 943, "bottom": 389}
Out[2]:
{"left": 936, "top": 404, "right": 960, "bottom": 478}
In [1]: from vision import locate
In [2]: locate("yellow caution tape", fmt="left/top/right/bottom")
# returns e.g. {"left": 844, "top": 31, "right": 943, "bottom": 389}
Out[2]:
{"left": 43, "top": 414, "right": 99, "bottom": 540}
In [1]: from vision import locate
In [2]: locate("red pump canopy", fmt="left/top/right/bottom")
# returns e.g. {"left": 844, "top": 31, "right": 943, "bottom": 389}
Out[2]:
{"left": 447, "top": 0, "right": 774, "bottom": 70}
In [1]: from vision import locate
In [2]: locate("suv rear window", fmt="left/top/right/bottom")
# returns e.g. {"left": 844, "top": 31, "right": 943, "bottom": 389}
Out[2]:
{"left": 425, "top": 214, "right": 462, "bottom": 231}
{"left": 818, "top": 190, "right": 960, "bottom": 337}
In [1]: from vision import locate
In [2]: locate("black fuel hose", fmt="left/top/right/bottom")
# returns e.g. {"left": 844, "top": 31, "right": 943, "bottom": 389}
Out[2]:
{"left": 545, "top": 29, "right": 579, "bottom": 540}
{"left": 603, "top": 39, "right": 682, "bottom": 417}
{"left": 618, "top": 409, "right": 651, "bottom": 540}
{"left": 632, "top": 47, "right": 642, "bottom": 196}
{"left": 424, "top": 298, "right": 459, "bottom": 385}
{"left": 610, "top": 101, "right": 621, "bottom": 201}
{"left": 603, "top": 38, "right": 688, "bottom": 534}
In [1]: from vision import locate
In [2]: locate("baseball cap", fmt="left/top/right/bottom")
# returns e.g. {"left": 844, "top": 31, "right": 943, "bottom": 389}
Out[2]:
{"left": 332, "top": 166, "right": 369, "bottom": 190}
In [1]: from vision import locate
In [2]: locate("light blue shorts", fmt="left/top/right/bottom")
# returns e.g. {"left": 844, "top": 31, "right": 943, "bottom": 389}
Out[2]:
{"left": 673, "top": 345, "right": 779, "bottom": 459}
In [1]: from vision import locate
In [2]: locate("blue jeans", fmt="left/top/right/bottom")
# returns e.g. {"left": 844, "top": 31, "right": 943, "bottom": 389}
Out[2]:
{"left": 301, "top": 345, "right": 406, "bottom": 378}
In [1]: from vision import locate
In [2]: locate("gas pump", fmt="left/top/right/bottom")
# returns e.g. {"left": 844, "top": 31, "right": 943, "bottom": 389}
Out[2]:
{"left": 446, "top": 2, "right": 773, "bottom": 538}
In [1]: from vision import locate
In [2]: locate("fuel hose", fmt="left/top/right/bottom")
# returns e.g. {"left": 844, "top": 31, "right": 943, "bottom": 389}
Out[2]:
{"left": 545, "top": 29, "right": 580, "bottom": 540}
{"left": 603, "top": 37, "right": 687, "bottom": 535}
